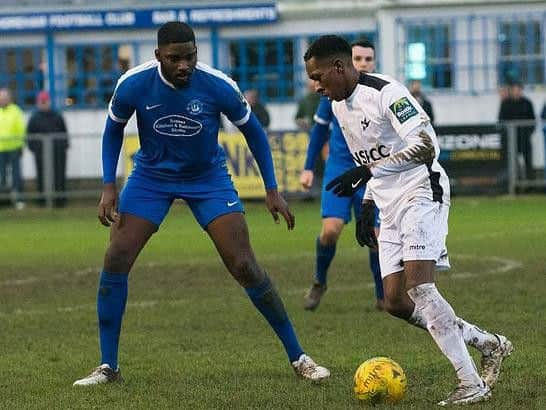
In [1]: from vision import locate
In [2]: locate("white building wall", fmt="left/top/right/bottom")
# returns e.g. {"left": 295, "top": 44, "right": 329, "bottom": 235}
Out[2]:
{"left": 15, "top": 1, "right": 546, "bottom": 179}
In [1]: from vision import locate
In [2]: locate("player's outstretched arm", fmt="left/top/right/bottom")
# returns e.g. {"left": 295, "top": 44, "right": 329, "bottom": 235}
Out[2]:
{"left": 98, "top": 117, "right": 125, "bottom": 227}
{"left": 369, "top": 129, "right": 435, "bottom": 177}
{"left": 265, "top": 188, "right": 295, "bottom": 230}
{"left": 325, "top": 127, "right": 436, "bottom": 197}
{"left": 237, "top": 114, "right": 294, "bottom": 229}
{"left": 238, "top": 113, "right": 277, "bottom": 190}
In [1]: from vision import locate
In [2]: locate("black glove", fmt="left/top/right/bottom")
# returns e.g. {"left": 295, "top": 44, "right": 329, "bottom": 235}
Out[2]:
{"left": 325, "top": 165, "right": 372, "bottom": 197}
{"left": 356, "top": 202, "right": 378, "bottom": 249}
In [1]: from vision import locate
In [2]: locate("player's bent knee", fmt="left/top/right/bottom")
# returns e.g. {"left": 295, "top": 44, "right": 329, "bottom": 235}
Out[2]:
{"left": 383, "top": 295, "right": 411, "bottom": 320}
{"left": 229, "top": 255, "right": 262, "bottom": 287}
{"left": 320, "top": 228, "right": 342, "bottom": 245}
{"left": 104, "top": 242, "right": 138, "bottom": 273}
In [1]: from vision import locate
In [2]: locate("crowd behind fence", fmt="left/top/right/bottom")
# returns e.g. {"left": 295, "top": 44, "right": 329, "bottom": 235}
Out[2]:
{"left": 0, "top": 120, "right": 543, "bottom": 209}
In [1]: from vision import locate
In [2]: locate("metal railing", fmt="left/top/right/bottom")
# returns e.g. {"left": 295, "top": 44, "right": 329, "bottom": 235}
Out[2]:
{"left": 0, "top": 122, "right": 544, "bottom": 209}
{"left": 503, "top": 119, "right": 545, "bottom": 195}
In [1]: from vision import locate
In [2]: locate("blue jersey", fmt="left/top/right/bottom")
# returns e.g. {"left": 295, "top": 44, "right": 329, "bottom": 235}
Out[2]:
{"left": 313, "top": 96, "right": 354, "bottom": 168}
{"left": 109, "top": 60, "right": 250, "bottom": 181}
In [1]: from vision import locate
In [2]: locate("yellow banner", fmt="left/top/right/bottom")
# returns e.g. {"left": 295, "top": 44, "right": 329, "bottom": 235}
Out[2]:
{"left": 123, "top": 131, "right": 309, "bottom": 198}
{"left": 123, "top": 135, "right": 140, "bottom": 178}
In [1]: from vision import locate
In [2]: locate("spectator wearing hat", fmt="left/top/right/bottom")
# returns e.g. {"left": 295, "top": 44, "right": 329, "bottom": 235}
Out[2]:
{"left": 27, "top": 91, "right": 69, "bottom": 207}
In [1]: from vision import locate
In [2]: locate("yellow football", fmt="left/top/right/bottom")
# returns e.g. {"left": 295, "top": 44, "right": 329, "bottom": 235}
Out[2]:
{"left": 354, "top": 357, "right": 407, "bottom": 404}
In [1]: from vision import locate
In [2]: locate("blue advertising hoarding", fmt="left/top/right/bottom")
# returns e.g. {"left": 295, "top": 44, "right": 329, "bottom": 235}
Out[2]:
{"left": 0, "top": 3, "right": 277, "bottom": 32}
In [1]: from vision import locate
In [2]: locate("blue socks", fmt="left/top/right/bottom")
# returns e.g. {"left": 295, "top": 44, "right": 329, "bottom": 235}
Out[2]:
{"left": 369, "top": 249, "right": 384, "bottom": 300}
{"left": 315, "top": 236, "right": 336, "bottom": 285}
{"left": 316, "top": 234, "right": 383, "bottom": 301}
{"left": 97, "top": 271, "right": 128, "bottom": 370}
{"left": 245, "top": 275, "right": 303, "bottom": 362}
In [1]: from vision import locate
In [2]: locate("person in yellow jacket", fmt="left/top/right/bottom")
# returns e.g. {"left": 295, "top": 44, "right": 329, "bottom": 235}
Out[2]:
{"left": 0, "top": 88, "right": 26, "bottom": 209}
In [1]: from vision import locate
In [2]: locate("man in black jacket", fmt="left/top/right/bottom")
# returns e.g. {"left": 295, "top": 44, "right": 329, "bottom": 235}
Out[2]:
{"left": 498, "top": 81, "right": 536, "bottom": 180}
{"left": 27, "top": 91, "right": 69, "bottom": 207}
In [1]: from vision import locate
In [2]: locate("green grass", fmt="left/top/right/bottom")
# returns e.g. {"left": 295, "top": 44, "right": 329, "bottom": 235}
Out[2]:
{"left": 0, "top": 196, "right": 545, "bottom": 409}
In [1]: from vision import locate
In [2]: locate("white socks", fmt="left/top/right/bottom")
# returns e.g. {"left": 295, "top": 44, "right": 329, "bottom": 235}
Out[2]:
{"left": 408, "top": 299, "right": 499, "bottom": 356}
{"left": 407, "top": 283, "right": 481, "bottom": 386}
{"left": 456, "top": 318, "right": 499, "bottom": 356}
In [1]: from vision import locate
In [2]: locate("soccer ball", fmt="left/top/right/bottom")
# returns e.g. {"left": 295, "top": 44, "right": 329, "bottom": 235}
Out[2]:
{"left": 353, "top": 357, "right": 407, "bottom": 404}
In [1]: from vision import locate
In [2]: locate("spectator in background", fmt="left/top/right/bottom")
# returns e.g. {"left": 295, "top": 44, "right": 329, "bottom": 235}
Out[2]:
{"left": 498, "top": 84, "right": 509, "bottom": 102}
{"left": 498, "top": 80, "right": 536, "bottom": 180}
{"left": 27, "top": 91, "right": 69, "bottom": 207}
{"left": 244, "top": 88, "right": 270, "bottom": 129}
{"left": 0, "top": 88, "right": 26, "bottom": 210}
{"left": 540, "top": 103, "right": 546, "bottom": 186}
{"left": 295, "top": 79, "right": 321, "bottom": 132}
{"left": 408, "top": 79, "right": 435, "bottom": 125}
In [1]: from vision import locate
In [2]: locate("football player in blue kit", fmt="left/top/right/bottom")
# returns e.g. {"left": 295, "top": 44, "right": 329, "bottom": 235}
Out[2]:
{"left": 300, "top": 40, "right": 384, "bottom": 311}
{"left": 73, "top": 22, "right": 329, "bottom": 386}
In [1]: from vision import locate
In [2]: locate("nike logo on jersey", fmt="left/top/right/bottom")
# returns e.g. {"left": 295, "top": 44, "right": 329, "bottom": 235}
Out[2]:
{"left": 227, "top": 201, "right": 238, "bottom": 207}
{"left": 351, "top": 179, "right": 363, "bottom": 188}
{"left": 145, "top": 104, "right": 162, "bottom": 110}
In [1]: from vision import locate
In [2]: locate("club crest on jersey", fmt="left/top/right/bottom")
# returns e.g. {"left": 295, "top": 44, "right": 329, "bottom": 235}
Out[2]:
{"left": 186, "top": 99, "right": 203, "bottom": 115}
{"left": 389, "top": 96, "right": 418, "bottom": 124}
{"left": 154, "top": 115, "right": 203, "bottom": 137}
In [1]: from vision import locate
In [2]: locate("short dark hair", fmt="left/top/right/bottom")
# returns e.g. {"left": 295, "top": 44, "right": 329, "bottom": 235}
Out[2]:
{"left": 351, "top": 38, "right": 375, "bottom": 51}
{"left": 304, "top": 35, "right": 351, "bottom": 62}
{"left": 157, "top": 21, "right": 195, "bottom": 47}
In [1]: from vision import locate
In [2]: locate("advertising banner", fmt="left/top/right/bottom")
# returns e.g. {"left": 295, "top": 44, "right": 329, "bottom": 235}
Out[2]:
{"left": 436, "top": 124, "right": 507, "bottom": 194}
{"left": 124, "top": 131, "right": 309, "bottom": 199}
{"left": 0, "top": 4, "right": 277, "bottom": 32}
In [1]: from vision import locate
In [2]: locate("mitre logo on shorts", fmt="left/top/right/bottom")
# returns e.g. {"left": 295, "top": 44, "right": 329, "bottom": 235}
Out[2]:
{"left": 351, "top": 145, "right": 390, "bottom": 165}
{"left": 409, "top": 244, "right": 426, "bottom": 250}
{"left": 153, "top": 115, "right": 203, "bottom": 137}
{"left": 389, "top": 97, "right": 418, "bottom": 124}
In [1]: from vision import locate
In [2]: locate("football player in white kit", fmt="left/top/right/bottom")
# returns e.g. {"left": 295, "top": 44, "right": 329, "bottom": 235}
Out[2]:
{"left": 304, "top": 35, "right": 513, "bottom": 406}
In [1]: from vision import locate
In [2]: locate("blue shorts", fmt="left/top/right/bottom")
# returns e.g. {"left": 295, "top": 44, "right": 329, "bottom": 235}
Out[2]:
{"left": 119, "top": 167, "right": 244, "bottom": 229}
{"left": 321, "top": 162, "right": 379, "bottom": 226}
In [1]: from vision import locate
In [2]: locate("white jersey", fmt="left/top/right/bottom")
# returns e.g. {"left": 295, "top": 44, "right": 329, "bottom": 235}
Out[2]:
{"left": 331, "top": 73, "right": 450, "bottom": 222}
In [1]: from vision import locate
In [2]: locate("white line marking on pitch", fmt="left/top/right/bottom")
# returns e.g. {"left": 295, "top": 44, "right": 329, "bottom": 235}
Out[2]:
{"left": 0, "top": 254, "right": 522, "bottom": 317}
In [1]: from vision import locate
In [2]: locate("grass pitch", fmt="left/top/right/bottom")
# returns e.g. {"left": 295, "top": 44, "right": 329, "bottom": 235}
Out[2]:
{"left": 0, "top": 196, "right": 545, "bottom": 409}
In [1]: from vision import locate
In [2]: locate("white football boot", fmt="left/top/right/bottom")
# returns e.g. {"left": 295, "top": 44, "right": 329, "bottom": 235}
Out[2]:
{"left": 292, "top": 354, "right": 330, "bottom": 382}
{"left": 73, "top": 364, "right": 123, "bottom": 386}
{"left": 481, "top": 334, "right": 513, "bottom": 388}
{"left": 438, "top": 379, "right": 491, "bottom": 406}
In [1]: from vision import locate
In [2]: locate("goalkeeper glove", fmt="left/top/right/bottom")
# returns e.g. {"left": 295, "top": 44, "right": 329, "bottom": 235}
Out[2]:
{"left": 356, "top": 201, "right": 378, "bottom": 249}
{"left": 325, "top": 165, "right": 372, "bottom": 197}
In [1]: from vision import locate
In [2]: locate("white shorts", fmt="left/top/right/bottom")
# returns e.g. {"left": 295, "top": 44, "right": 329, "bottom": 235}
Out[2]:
{"left": 378, "top": 198, "right": 451, "bottom": 278}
